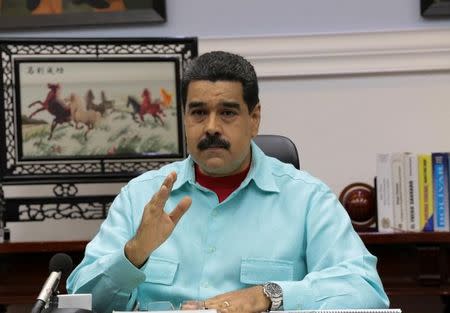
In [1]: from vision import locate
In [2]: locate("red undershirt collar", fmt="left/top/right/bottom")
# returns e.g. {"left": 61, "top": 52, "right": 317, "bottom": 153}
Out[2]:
{"left": 195, "top": 163, "right": 251, "bottom": 203}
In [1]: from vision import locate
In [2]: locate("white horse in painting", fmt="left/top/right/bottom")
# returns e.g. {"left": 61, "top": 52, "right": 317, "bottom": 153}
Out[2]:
{"left": 67, "top": 93, "right": 101, "bottom": 139}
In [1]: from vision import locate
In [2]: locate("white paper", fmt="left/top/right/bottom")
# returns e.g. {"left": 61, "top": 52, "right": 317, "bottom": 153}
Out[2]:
{"left": 58, "top": 293, "right": 92, "bottom": 310}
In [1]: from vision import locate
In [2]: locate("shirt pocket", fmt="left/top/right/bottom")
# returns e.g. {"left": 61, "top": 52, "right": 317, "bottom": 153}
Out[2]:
{"left": 240, "top": 258, "right": 294, "bottom": 285}
{"left": 144, "top": 256, "right": 179, "bottom": 285}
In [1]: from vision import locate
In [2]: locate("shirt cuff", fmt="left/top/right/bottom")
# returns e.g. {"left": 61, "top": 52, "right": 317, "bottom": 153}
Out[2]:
{"left": 103, "top": 249, "right": 147, "bottom": 292}
{"left": 274, "top": 280, "right": 314, "bottom": 311}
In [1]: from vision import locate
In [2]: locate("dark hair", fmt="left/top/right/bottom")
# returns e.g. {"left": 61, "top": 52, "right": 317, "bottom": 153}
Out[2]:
{"left": 181, "top": 51, "right": 259, "bottom": 112}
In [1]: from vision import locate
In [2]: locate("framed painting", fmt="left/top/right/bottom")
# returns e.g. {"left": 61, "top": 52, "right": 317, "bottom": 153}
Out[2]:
{"left": 421, "top": 0, "right": 450, "bottom": 17}
{"left": 0, "top": 37, "right": 198, "bottom": 182}
{"left": 0, "top": 0, "right": 166, "bottom": 29}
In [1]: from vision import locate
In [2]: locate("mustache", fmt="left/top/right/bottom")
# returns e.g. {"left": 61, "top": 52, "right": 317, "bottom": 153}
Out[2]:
{"left": 197, "top": 134, "right": 231, "bottom": 151}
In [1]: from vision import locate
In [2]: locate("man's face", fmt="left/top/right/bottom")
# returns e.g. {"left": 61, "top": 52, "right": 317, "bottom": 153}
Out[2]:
{"left": 184, "top": 80, "right": 260, "bottom": 177}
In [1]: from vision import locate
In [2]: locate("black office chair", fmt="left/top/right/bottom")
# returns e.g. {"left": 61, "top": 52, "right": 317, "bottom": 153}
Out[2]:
{"left": 253, "top": 134, "right": 300, "bottom": 169}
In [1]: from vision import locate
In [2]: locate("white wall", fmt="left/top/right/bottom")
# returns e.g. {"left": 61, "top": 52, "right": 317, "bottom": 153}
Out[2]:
{"left": 259, "top": 72, "right": 450, "bottom": 193}
{"left": 1, "top": 1, "right": 450, "bottom": 241}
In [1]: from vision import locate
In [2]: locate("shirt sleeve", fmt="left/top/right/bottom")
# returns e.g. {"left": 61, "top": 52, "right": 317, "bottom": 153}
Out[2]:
{"left": 275, "top": 186, "right": 390, "bottom": 310}
{"left": 66, "top": 185, "right": 146, "bottom": 313}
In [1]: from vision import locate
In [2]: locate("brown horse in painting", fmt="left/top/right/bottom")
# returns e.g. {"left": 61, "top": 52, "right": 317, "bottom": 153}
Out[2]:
{"left": 28, "top": 83, "right": 71, "bottom": 140}
{"left": 85, "top": 89, "right": 106, "bottom": 116}
{"left": 85, "top": 89, "right": 114, "bottom": 116}
{"left": 100, "top": 90, "right": 115, "bottom": 112}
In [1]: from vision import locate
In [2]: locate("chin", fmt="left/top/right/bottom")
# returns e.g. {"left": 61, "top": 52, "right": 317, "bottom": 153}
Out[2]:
{"left": 198, "top": 160, "right": 229, "bottom": 176}
{"left": 203, "top": 163, "right": 227, "bottom": 174}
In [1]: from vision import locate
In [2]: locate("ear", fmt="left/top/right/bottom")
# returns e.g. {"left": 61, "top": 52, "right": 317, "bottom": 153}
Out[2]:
{"left": 250, "top": 103, "right": 261, "bottom": 138}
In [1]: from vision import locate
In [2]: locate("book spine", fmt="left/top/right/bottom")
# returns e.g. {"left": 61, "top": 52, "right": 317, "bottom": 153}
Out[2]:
{"left": 432, "top": 152, "right": 450, "bottom": 231}
{"left": 404, "top": 153, "right": 420, "bottom": 231}
{"left": 418, "top": 154, "right": 434, "bottom": 231}
{"left": 448, "top": 152, "right": 450, "bottom": 231}
{"left": 376, "top": 153, "right": 394, "bottom": 233}
{"left": 391, "top": 152, "right": 407, "bottom": 231}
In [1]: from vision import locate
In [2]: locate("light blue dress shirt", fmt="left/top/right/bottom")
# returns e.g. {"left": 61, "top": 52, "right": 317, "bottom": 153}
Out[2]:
{"left": 67, "top": 141, "right": 389, "bottom": 312}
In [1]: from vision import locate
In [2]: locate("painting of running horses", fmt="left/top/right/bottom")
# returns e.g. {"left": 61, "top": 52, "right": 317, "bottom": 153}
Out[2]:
{"left": 18, "top": 60, "right": 180, "bottom": 159}
{"left": 0, "top": 38, "right": 197, "bottom": 181}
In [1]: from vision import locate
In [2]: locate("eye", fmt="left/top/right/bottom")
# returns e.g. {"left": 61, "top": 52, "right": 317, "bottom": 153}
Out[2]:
{"left": 221, "top": 110, "right": 237, "bottom": 117}
{"left": 190, "top": 109, "right": 207, "bottom": 116}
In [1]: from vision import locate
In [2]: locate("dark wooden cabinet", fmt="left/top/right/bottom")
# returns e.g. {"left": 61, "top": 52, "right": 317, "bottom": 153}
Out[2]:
{"left": 0, "top": 241, "right": 86, "bottom": 306}
{"left": 361, "top": 232, "right": 450, "bottom": 296}
{"left": 1, "top": 233, "right": 450, "bottom": 307}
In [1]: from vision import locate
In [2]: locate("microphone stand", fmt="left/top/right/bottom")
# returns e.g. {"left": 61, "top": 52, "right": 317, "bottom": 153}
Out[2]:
{"left": 41, "top": 292, "right": 60, "bottom": 313}
{"left": 30, "top": 252, "right": 94, "bottom": 313}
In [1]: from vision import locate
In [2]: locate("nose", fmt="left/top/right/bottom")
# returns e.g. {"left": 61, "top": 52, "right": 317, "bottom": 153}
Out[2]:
{"left": 205, "top": 113, "right": 221, "bottom": 136}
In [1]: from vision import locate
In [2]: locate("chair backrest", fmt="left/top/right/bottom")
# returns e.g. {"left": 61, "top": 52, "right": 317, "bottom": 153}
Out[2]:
{"left": 253, "top": 134, "right": 300, "bottom": 169}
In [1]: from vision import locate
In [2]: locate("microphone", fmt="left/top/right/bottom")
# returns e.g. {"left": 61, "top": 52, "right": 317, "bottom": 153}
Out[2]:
{"left": 31, "top": 253, "right": 73, "bottom": 313}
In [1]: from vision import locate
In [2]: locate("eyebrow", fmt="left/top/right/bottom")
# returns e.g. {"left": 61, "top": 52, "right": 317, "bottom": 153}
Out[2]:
{"left": 221, "top": 102, "right": 241, "bottom": 111}
{"left": 186, "top": 101, "right": 205, "bottom": 110}
{"left": 187, "top": 101, "right": 242, "bottom": 111}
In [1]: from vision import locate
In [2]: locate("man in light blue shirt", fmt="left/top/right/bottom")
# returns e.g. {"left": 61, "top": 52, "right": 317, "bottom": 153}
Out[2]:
{"left": 67, "top": 51, "right": 389, "bottom": 313}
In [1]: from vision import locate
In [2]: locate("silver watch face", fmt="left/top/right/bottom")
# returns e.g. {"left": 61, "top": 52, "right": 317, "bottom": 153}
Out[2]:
{"left": 265, "top": 282, "right": 283, "bottom": 298}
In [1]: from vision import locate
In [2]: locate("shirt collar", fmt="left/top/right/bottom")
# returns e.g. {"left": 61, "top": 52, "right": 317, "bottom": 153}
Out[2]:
{"left": 172, "top": 140, "right": 280, "bottom": 193}
{"left": 246, "top": 140, "right": 280, "bottom": 193}
{"left": 172, "top": 156, "right": 196, "bottom": 191}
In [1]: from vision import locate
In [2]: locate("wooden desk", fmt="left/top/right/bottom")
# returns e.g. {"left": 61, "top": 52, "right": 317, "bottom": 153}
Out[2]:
{"left": 361, "top": 232, "right": 450, "bottom": 297}
{"left": 0, "top": 241, "right": 86, "bottom": 307}
{"left": 1, "top": 233, "right": 450, "bottom": 307}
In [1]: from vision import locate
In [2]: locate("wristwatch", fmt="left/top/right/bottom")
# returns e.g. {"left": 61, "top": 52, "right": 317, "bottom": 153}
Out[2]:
{"left": 262, "top": 282, "right": 283, "bottom": 311}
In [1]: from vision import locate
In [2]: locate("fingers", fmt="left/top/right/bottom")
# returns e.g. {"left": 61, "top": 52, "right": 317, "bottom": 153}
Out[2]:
{"left": 169, "top": 196, "right": 192, "bottom": 224}
{"left": 180, "top": 300, "right": 204, "bottom": 310}
{"left": 204, "top": 286, "right": 265, "bottom": 313}
{"left": 146, "top": 172, "right": 177, "bottom": 217}
{"left": 204, "top": 299, "right": 231, "bottom": 313}
{"left": 162, "top": 171, "right": 177, "bottom": 190}
{"left": 156, "top": 172, "right": 178, "bottom": 210}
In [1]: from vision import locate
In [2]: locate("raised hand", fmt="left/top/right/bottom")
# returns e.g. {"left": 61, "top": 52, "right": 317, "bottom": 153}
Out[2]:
{"left": 125, "top": 172, "right": 192, "bottom": 267}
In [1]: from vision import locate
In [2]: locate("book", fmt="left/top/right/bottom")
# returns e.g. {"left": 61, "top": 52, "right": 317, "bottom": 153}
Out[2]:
{"left": 403, "top": 153, "right": 420, "bottom": 232}
{"left": 418, "top": 154, "right": 434, "bottom": 231}
{"left": 391, "top": 153, "right": 407, "bottom": 231}
{"left": 376, "top": 153, "right": 394, "bottom": 232}
{"left": 432, "top": 152, "right": 450, "bottom": 231}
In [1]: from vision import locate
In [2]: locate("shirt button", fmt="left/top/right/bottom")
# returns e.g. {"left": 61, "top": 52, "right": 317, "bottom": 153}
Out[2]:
{"left": 207, "top": 246, "right": 216, "bottom": 253}
{"left": 202, "top": 282, "right": 209, "bottom": 288}
{"left": 212, "top": 211, "right": 218, "bottom": 217}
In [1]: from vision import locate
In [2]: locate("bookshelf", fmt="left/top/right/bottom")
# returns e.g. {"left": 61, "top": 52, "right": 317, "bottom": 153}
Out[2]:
{"left": 0, "top": 233, "right": 449, "bottom": 307}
